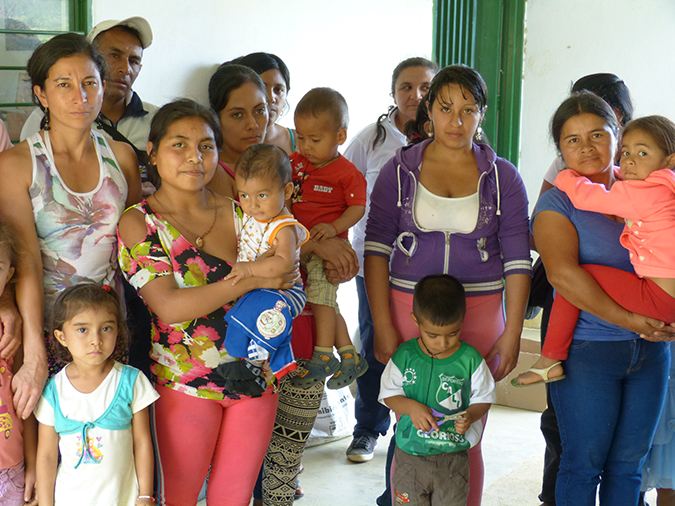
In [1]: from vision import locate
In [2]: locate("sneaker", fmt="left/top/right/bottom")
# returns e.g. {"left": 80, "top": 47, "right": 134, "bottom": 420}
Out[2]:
{"left": 346, "top": 435, "right": 377, "bottom": 462}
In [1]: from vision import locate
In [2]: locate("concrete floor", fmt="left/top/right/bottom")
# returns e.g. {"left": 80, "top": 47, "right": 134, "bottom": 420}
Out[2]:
{"left": 193, "top": 284, "right": 661, "bottom": 505}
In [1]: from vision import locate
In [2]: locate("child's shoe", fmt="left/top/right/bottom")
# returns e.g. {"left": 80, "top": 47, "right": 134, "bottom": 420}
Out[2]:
{"left": 291, "top": 349, "right": 340, "bottom": 389}
{"left": 327, "top": 350, "right": 369, "bottom": 390}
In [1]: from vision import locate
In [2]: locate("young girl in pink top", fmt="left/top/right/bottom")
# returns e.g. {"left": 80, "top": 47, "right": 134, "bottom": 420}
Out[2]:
{"left": 0, "top": 220, "right": 37, "bottom": 505}
{"left": 516, "top": 115, "right": 675, "bottom": 387}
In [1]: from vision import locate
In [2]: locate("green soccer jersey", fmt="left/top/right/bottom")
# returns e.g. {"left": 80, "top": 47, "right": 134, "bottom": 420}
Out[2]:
{"left": 380, "top": 340, "right": 495, "bottom": 456}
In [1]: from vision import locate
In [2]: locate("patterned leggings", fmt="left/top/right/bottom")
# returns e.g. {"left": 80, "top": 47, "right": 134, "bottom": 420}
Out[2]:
{"left": 261, "top": 374, "right": 325, "bottom": 506}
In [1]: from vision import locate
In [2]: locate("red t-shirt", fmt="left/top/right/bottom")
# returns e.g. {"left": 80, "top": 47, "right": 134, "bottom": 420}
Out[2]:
{"left": 290, "top": 152, "right": 367, "bottom": 239}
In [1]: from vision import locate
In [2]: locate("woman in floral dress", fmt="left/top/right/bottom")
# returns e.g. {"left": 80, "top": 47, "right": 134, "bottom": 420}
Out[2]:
{"left": 117, "top": 99, "right": 297, "bottom": 506}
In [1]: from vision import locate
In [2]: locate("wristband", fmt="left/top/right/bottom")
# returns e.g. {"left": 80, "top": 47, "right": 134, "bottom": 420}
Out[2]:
{"left": 331, "top": 222, "right": 339, "bottom": 234}
{"left": 138, "top": 496, "right": 155, "bottom": 503}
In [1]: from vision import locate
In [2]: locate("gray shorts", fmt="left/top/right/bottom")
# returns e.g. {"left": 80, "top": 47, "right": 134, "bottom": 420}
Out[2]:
{"left": 393, "top": 445, "right": 469, "bottom": 506}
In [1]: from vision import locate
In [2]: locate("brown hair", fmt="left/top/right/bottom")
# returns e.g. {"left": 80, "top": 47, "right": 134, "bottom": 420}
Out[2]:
{"left": 50, "top": 283, "right": 129, "bottom": 365}
{"left": 295, "top": 87, "right": 349, "bottom": 131}
{"left": 235, "top": 143, "right": 292, "bottom": 186}
{"left": 621, "top": 115, "right": 675, "bottom": 157}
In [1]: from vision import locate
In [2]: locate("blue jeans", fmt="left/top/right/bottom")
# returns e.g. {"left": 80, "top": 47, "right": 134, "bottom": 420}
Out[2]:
{"left": 550, "top": 338, "right": 669, "bottom": 506}
{"left": 353, "top": 276, "right": 391, "bottom": 438}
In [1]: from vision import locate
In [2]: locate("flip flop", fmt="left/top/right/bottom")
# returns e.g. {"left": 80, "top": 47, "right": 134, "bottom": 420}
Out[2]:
{"left": 511, "top": 361, "right": 565, "bottom": 388}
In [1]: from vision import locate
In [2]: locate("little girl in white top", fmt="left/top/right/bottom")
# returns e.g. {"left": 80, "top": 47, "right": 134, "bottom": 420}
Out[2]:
{"left": 34, "top": 284, "right": 159, "bottom": 506}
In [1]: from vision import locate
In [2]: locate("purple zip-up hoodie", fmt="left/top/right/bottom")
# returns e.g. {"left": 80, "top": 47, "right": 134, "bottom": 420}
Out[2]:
{"left": 364, "top": 138, "right": 531, "bottom": 295}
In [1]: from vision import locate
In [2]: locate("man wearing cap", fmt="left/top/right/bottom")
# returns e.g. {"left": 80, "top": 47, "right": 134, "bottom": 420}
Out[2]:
{"left": 20, "top": 16, "right": 157, "bottom": 168}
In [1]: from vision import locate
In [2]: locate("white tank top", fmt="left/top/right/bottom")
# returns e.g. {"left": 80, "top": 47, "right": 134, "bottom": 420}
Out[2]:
{"left": 414, "top": 182, "right": 479, "bottom": 233}
{"left": 28, "top": 130, "right": 128, "bottom": 327}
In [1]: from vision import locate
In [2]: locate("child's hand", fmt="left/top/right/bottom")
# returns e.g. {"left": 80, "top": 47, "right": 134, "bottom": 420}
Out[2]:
{"left": 409, "top": 401, "right": 440, "bottom": 433}
{"left": 310, "top": 222, "right": 337, "bottom": 243}
{"left": 224, "top": 261, "right": 254, "bottom": 285}
{"left": 454, "top": 411, "right": 474, "bottom": 435}
{"left": 24, "top": 466, "right": 37, "bottom": 505}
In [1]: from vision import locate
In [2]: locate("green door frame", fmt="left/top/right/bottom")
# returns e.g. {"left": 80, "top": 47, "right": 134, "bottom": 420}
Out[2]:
{"left": 432, "top": 0, "right": 526, "bottom": 165}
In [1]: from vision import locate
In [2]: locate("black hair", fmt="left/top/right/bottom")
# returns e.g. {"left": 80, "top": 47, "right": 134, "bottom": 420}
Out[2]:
{"left": 621, "top": 115, "right": 675, "bottom": 157}
{"left": 372, "top": 57, "right": 438, "bottom": 150}
{"left": 295, "top": 87, "right": 349, "bottom": 131}
{"left": 550, "top": 90, "right": 619, "bottom": 151}
{"left": 50, "top": 283, "right": 129, "bottom": 365}
{"left": 235, "top": 143, "right": 292, "bottom": 187}
{"left": 572, "top": 73, "right": 633, "bottom": 126}
{"left": 208, "top": 63, "right": 267, "bottom": 115}
{"left": 427, "top": 64, "right": 487, "bottom": 112}
{"left": 27, "top": 33, "right": 107, "bottom": 127}
{"left": 405, "top": 100, "right": 432, "bottom": 144}
{"left": 230, "top": 52, "right": 290, "bottom": 91}
{"left": 92, "top": 24, "right": 144, "bottom": 51}
{"left": 406, "top": 64, "right": 488, "bottom": 145}
{"left": 412, "top": 274, "right": 466, "bottom": 326}
{"left": 146, "top": 99, "right": 223, "bottom": 189}
{"left": 0, "top": 218, "right": 18, "bottom": 288}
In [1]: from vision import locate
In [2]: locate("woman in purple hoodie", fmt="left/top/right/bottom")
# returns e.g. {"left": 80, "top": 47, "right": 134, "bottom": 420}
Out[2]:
{"left": 365, "top": 64, "right": 531, "bottom": 506}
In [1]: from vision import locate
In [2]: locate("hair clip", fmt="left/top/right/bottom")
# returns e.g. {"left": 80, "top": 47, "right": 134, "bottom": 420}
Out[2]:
{"left": 102, "top": 284, "right": 111, "bottom": 293}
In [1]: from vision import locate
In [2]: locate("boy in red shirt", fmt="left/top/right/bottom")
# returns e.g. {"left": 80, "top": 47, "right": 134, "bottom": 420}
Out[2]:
{"left": 290, "top": 87, "right": 368, "bottom": 389}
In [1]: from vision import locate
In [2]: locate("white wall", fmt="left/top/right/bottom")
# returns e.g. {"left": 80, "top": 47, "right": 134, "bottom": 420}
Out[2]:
{"left": 92, "top": 0, "right": 433, "bottom": 140}
{"left": 520, "top": 0, "right": 675, "bottom": 210}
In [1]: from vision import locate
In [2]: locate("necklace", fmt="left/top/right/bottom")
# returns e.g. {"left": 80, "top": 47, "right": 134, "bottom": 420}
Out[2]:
{"left": 154, "top": 189, "right": 217, "bottom": 248}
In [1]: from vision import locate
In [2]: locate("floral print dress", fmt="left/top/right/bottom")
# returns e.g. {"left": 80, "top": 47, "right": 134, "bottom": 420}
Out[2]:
{"left": 117, "top": 200, "right": 275, "bottom": 400}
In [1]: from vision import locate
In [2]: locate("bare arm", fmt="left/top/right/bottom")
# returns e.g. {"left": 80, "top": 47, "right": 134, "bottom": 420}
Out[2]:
{"left": 383, "top": 395, "right": 439, "bottom": 433}
{"left": 534, "top": 210, "right": 667, "bottom": 336}
{"left": 0, "top": 146, "right": 48, "bottom": 418}
{"left": 23, "top": 414, "right": 38, "bottom": 505}
{"left": 0, "top": 284, "right": 21, "bottom": 360}
{"left": 132, "top": 407, "right": 155, "bottom": 506}
{"left": 485, "top": 273, "right": 530, "bottom": 381}
{"left": 365, "top": 255, "right": 402, "bottom": 364}
{"left": 226, "top": 226, "right": 297, "bottom": 284}
{"left": 109, "top": 140, "right": 143, "bottom": 208}
{"left": 309, "top": 205, "right": 366, "bottom": 243}
{"left": 36, "top": 422, "right": 59, "bottom": 506}
{"left": 119, "top": 209, "right": 295, "bottom": 324}
{"left": 301, "top": 236, "right": 359, "bottom": 281}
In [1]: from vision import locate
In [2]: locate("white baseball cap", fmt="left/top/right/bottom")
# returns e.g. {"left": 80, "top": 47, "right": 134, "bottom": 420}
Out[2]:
{"left": 88, "top": 16, "right": 153, "bottom": 49}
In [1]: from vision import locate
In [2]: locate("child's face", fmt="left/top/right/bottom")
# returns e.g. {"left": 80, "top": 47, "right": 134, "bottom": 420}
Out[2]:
{"left": 412, "top": 313, "right": 463, "bottom": 360}
{"left": 54, "top": 308, "right": 118, "bottom": 368}
{"left": 620, "top": 129, "right": 674, "bottom": 180}
{"left": 0, "top": 246, "right": 14, "bottom": 299}
{"left": 235, "top": 175, "right": 292, "bottom": 221}
{"left": 295, "top": 113, "right": 346, "bottom": 168}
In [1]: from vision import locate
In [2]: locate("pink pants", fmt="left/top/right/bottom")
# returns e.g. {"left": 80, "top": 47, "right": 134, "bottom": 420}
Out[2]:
{"left": 153, "top": 385, "right": 278, "bottom": 506}
{"left": 544, "top": 264, "right": 675, "bottom": 360}
{"left": 390, "top": 288, "right": 505, "bottom": 506}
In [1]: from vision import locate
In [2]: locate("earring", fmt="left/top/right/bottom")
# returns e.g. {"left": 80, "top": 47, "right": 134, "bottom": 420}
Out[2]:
{"left": 43, "top": 108, "right": 50, "bottom": 131}
{"left": 428, "top": 120, "right": 434, "bottom": 138}
{"left": 475, "top": 125, "right": 484, "bottom": 142}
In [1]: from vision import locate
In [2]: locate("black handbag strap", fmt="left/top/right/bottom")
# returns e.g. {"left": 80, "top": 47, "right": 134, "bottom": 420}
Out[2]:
{"left": 97, "top": 120, "right": 148, "bottom": 167}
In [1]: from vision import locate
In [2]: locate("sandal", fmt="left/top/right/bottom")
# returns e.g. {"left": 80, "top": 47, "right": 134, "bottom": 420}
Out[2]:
{"left": 327, "top": 352, "right": 369, "bottom": 390}
{"left": 511, "top": 361, "right": 565, "bottom": 388}
{"left": 294, "top": 479, "right": 304, "bottom": 500}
